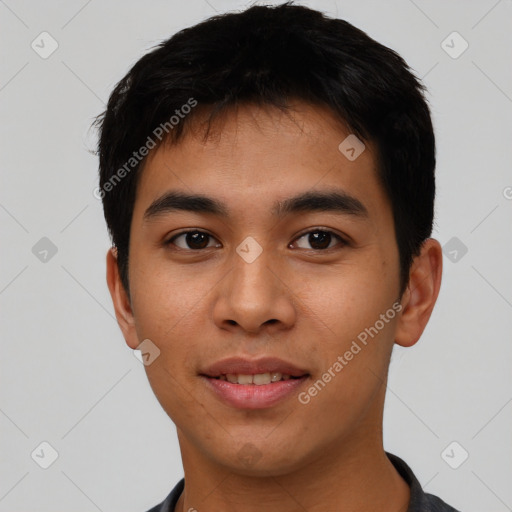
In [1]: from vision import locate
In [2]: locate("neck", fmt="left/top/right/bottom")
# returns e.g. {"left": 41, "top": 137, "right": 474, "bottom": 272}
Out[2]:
{"left": 174, "top": 424, "right": 410, "bottom": 512}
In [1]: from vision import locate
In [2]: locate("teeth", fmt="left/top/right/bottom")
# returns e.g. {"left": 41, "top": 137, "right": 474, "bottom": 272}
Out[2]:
{"left": 253, "top": 373, "right": 271, "bottom": 385}
{"left": 238, "top": 374, "right": 253, "bottom": 385}
{"left": 221, "top": 372, "right": 294, "bottom": 384}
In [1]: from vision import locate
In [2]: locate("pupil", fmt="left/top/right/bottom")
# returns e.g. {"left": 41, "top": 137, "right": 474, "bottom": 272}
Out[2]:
{"left": 309, "top": 231, "right": 331, "bottom": 249}
{"left": 187, "top": 231, "right": 209, "bottom": 249}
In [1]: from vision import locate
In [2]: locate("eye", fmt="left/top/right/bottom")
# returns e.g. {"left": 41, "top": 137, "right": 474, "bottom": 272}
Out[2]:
{"left": 291, "top": 229, "right": 347, "bottom": 251}
{"left": 166, "top": 230, "right": 221, "bottom": 250}
{"left": 165, "top": 228, "right": 346, "bottom": 252}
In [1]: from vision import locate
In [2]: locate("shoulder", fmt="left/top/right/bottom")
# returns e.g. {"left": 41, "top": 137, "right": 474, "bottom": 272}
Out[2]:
{"left": 143, "top": 478, "right": 184, "bottom": 512}
{"left": 386, "top": 452, "right": 461, "bottom": 512}
{"left": 422, "top": 490, "right": 461, "bottom": 512}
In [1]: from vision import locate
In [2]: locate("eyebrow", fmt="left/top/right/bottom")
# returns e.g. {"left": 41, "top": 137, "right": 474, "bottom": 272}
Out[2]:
{"left": 143, "top": 189, "right": 368, "bottom": 222}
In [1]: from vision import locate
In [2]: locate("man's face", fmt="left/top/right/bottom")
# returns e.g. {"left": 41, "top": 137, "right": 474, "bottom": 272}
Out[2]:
{"left": 120, "top": 102, "right": 403, "bottom": 475}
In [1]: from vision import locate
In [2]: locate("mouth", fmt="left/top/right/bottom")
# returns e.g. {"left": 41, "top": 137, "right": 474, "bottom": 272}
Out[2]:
{"left": 201, "top": 355, "right": 309, "bottom": 378}
{"left": 200, "top": 357, "right": 310, "bottom": 409}
{"left": 209, "top": 372, "right": 305, "bottom": 384}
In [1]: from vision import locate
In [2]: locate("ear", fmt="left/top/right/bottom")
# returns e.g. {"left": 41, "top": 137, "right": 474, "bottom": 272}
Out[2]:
{"left": 394, "top": 238, "right": 443, "bottom": 348}
{"left": 106, "top": 247, "right": 139, "bottom": 350}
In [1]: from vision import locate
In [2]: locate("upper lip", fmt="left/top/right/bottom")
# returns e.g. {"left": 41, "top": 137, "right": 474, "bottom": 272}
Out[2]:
{"left": 201, "top": 357, "right": 309, "bottom": 377}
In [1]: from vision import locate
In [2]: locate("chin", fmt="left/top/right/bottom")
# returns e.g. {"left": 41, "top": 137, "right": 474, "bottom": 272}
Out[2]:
{"left": 206, "top": 438, "right": 312, "bottom": 478}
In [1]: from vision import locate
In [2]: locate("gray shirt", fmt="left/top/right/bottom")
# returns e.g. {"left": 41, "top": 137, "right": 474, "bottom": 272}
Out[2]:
{"left": 145, "top": 451, "right": 460, "bottom": 511}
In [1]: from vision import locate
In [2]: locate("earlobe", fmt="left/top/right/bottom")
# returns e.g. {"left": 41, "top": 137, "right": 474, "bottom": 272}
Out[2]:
{"left": 394, "top": 238, "right": 443, "bottom": 348}
{"left": 106, "top": 247, "right": 139, "bottom": 349}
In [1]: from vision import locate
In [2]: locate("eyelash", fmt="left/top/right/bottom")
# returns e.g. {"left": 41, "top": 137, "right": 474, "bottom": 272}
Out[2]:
{"left": 165, "top": 228, "right": 348, "bottom": 252}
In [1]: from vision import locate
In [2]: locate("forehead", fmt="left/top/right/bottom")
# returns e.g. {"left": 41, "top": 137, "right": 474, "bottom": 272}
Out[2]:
{"left": 133, "top": 101, "right": 390, "bottom": 224}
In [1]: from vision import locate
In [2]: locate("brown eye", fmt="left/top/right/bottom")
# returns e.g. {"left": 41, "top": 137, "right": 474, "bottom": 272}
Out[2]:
{"left": 167, "top": 230, "right": 220, "bottom": 250}
{"left": 292, "top": 229, "right": 346, "bottom": 250}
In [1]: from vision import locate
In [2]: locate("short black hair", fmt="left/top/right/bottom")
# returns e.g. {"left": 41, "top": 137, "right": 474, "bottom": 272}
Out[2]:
{"left": 95, "top": 2, "right": 435, "bottom": 298}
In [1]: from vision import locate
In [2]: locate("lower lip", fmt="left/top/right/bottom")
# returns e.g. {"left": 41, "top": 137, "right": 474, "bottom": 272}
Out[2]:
{"left": 202, "top": 376, "right": 309, "bottom": 409}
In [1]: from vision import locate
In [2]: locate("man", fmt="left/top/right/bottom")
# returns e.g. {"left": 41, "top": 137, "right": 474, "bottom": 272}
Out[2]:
{"left": 95, "top": 3, "right": 459, "bottom": 511}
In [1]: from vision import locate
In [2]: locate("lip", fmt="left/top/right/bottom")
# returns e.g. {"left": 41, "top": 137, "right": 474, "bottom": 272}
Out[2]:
{"left": 201, "top": 356, "right": 309, "bottom": 378}
{"left": 202, "top": 375, "right": 309, "bottom": 409}
{"left": 200, "top": 357, "right": 310, "bottom": 409}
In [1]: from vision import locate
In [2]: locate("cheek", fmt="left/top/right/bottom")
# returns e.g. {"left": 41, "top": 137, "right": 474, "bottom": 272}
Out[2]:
{"left": 129, "top": 258, "right": 211, "bottom": 339}
{"left": 128, "top": 263, "right": 216, "bottom": 406}
{"left": 294, "top": 261, "right": 396, "bottom": 344}
{"left": 292, "top": 262, "right": 398, "bottom": 402}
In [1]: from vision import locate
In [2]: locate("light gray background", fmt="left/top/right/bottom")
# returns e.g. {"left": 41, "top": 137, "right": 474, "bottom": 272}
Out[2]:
{"left": 1, "top": 0, "right": 511, "bottom": 510}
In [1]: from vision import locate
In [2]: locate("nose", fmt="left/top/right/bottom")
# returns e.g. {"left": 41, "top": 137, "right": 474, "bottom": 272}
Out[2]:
{"left": 212, "top": 245, "right": 296, "bottom": 336}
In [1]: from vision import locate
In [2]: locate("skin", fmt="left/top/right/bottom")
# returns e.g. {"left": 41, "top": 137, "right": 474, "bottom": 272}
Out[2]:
{"left": 107, "top": 101, "right": 442, "bottom": 512}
